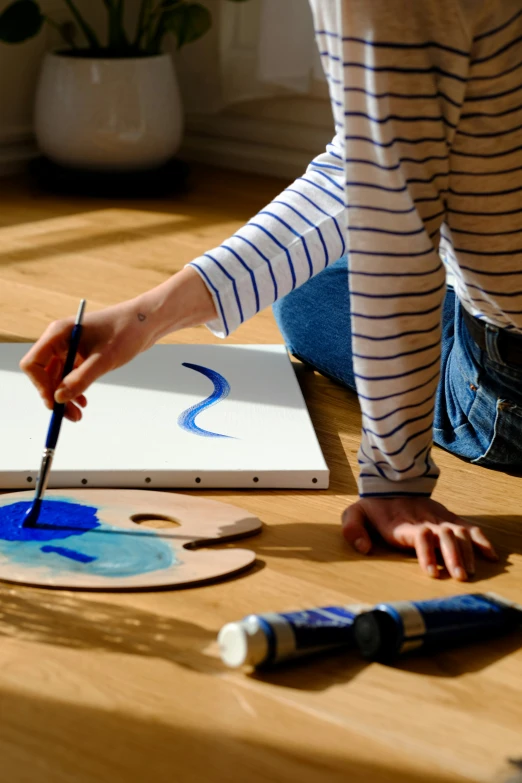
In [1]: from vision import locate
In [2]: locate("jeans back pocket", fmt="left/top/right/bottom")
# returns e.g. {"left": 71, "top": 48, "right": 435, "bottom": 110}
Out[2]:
{"left": 471, "top": 396, "right": 522, "bottom": 472}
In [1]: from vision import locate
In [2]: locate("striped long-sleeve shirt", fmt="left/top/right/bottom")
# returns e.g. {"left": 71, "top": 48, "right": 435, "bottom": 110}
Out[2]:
{"left": 189, "top": 0, "right": 522, "bottom": 498}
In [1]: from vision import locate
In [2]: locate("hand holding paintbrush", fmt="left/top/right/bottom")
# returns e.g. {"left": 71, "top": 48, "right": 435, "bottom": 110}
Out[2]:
{"left": 20, "top": 267, "right": 216, "bottom": 418}
{"left": 23, "top": 299, "right": 87, "bottom": 528}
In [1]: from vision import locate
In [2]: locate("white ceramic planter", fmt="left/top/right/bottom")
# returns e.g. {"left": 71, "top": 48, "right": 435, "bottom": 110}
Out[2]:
{"left": 35, "top": 52, "right": 183, "bottom": 171}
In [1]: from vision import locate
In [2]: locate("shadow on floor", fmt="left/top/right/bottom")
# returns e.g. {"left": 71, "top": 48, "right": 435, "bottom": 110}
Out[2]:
{"left": 0, "top": 583, "right": 219, "bottom": 672}
{"left": 390, "top": 629, "right": 522, "bottom": 679}
{"left": 251, "top": 648, "right": 367, "bottom": 692}
{"left": 242, "top": 515, "right": 521, "bottom": 579}
{"left": 252, "top": 625, "right": 522, "bottom": 701}
{"left": 252, "top": 627, "right": 522, "bottom": 692}
{"left": 0, "top": 681, "right": 479, "bottom": 783}
{"left": 1, "top": 572, "right": 520, "bottom": 701}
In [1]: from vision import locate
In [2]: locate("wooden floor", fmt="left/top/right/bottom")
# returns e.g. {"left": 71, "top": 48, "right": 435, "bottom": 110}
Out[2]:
{"left": 0, "top": 167, "right": 521, "bottom": 783}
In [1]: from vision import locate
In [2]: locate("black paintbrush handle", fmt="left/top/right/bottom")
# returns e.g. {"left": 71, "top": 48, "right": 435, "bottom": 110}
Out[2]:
{"left": 45, "top": 302, "right": 86, "bottom": 450}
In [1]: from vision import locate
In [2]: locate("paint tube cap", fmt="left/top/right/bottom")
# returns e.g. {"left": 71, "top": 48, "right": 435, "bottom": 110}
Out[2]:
{"left": 353, "top": 609, "right": 401, "bottom": 662}
{"left": 218, "top": 616, "right": 269, "bottom": 668}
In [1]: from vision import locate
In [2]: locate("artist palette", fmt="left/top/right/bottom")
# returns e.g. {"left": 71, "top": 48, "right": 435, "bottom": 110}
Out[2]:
{"left": 0, "top": 344, "right": 329, "bottom": 489}
{"left": 0, "top": 490, "right": 262, "bottom": 590}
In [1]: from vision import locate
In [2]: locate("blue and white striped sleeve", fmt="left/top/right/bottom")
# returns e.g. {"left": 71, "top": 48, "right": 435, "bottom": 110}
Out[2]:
{"left": 312, "top": 0, "right": 472, "bottom": 497}
{"left": 188, "top": 135, "right": 347, "bottom": 337}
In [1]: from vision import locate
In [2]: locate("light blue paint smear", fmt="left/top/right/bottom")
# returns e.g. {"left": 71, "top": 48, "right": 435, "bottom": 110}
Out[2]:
{"left": 178, "top": 362, "right": 234, "bottom": 438}
{"left": 0, "top": 500, "right": 175, "bottom": 578}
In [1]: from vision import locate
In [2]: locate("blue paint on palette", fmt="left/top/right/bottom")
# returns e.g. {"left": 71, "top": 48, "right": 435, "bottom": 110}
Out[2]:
{"left": 40, "top": 545, "right": 97, "bottom": 564}
{"left": 0, "top": 500, "right": 175, "bottom": 578}
{"left": 0, "top": 499, "right": 99, "bottom": 542}
{"left": 178, "top": 362, "right": 234, "bottom": 439}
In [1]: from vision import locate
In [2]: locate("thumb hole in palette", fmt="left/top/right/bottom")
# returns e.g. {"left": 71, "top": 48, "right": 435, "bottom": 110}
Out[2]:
{"left": 130, "top": 514, "right": 181, "bottom": 530}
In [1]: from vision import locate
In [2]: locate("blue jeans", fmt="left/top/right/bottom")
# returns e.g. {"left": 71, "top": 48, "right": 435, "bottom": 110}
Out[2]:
{"left": 273, "top": 256, "right": 522, "bottom": 472}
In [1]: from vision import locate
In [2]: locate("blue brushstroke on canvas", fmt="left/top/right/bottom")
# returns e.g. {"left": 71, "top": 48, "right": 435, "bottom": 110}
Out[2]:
{"left": 0, "top": 499, "right": 175, "bottom": 577}
{"left": 178, "top": 362, "right": 234, "bottom": 438}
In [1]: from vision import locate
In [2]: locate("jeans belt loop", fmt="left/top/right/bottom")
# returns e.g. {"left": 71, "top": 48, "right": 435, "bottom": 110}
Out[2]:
{"left": 484, "top": 322, "right": 504, "bottom": 365}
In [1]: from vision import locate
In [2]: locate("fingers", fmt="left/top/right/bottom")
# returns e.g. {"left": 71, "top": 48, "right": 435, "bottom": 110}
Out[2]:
{"left": 65, "top": 401, "right": 83, "bottom": 422}
{"left": 47, "top": 354, "right": 63, "bottom": 388}
{"left": 341, "top": 504, "right": 372, "bottom": 555}
{"left": 55, "top": 352, "right": 109, "bottom": 403}
{"left": 67, "top": 396, "right": 87, "bottom": 421}
{"left": 439, "top": 525, "right": 468, "bottom": 581}
{"left": 417, "top": 521, "right": 497, "bottom": 580}
{"left": 20, "top": 320, "right": 74, "bottom": 401}
{"left": 438, "top": 522, "right": 498, "bottom": 578}
{"left": 342, "top": 498, "right": 498, "bottom": 581}
{"left": 23, "top": 362, "right": 57, "bottom": 409}
{"left": 394, "top": 520, "right": 476, "bottom": 580}
{"left": 453, "top": 525, "right": 475, "bottom": 577}
{"left": 469, "top": 525, "right": 499, "bottom": 562}
{"left": 414, "top": 526, "right": 439, "bottom": 579}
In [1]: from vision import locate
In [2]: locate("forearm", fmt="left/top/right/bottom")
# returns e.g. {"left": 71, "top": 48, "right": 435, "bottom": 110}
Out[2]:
{"left": 132, "top": 266, "right": 217, "bottom": 343}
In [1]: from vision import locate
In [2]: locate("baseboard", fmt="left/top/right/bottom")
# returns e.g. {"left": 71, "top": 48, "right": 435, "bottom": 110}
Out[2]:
{"left": 0, "top": 136, "right": 315, "bottom": 182}
{"left": 0, "top": 134, "right": 310, "bottom": 182}
{"left": 0, "top": 119, "right": 329, "bottom": 182}
{"left": 0, "top": 139, "right": 39, "bottom": 177}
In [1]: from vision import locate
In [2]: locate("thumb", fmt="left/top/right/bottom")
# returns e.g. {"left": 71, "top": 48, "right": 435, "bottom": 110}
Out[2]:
{"left": 341, "top": 503, "right": 372, "bottom": 554}
{"left": 55, "top": 352, "right": 110, "bottom": 403}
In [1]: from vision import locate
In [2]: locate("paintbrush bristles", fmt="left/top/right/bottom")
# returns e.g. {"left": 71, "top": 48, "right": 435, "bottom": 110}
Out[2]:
{"left": 23, "top": 499, "right": 42, "bottom": 528}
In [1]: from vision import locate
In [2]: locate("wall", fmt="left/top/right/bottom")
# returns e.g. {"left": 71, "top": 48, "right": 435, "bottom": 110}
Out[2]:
{"left": 0, "top": 0, "right": 111, "bottom": 173}
{"left": 181, "top": 84, "right": 334, "bottom": 181}
{"left": 176, "top": 0, "right": 334, "bottom": 180}
{"left": 0, "top": 0, "right": 334, "bottom": 180}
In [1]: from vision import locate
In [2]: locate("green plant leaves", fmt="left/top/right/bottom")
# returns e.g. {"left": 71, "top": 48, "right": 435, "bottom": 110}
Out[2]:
{"left": 106, "top": 0, "right": 128, "bottom": 49}
{"left": 62, "top": 0, "right": 100, "bottom": 48}
{"left": 0, "top": 0, "right": 246, "bottom": 53}
{"left": 0, "top": 0, "right": 44, "bottom": 43}
{"left": 163, "top": 2, "right": 212, "bottom": 49}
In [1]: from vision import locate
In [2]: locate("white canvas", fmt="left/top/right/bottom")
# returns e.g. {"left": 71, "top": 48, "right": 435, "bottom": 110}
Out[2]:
{"left": 0, "top": 344, "right": 329, "bottom": 490}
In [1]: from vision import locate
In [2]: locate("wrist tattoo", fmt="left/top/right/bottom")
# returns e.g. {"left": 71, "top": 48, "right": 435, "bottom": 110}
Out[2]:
{"left": 137, "top": 313, "right": 147, "bottom": 322}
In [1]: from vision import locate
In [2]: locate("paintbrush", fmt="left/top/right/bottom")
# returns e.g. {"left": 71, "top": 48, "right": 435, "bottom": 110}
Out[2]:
{"left": 23, "top": 299, "right": 87, "bottom": 528}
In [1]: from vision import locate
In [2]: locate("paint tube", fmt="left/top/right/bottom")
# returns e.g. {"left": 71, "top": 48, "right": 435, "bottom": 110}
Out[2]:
{"left": 218, "top": 604, "right": 368, "bottom": 668}
{"left": 353, "top": 592, "right": 522, "bottom": 662}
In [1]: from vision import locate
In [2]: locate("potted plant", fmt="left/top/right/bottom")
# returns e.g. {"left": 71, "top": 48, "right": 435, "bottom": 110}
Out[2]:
{"left": 0, "top": 0, "right": 246, "bottom": 171}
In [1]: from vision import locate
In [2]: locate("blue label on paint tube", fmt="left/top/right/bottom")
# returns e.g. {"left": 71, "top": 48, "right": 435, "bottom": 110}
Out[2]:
{"left": 279, "top": 606, "right": 358, "bottom": 650}
{"left": 412, "top": 594, "right": 513, "bottom": 638}
{"left": 387, "top": 593, "right": 522, "bottom": 653}
{"left": 354, "top": 593, "right": 522, "bottom": 661}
